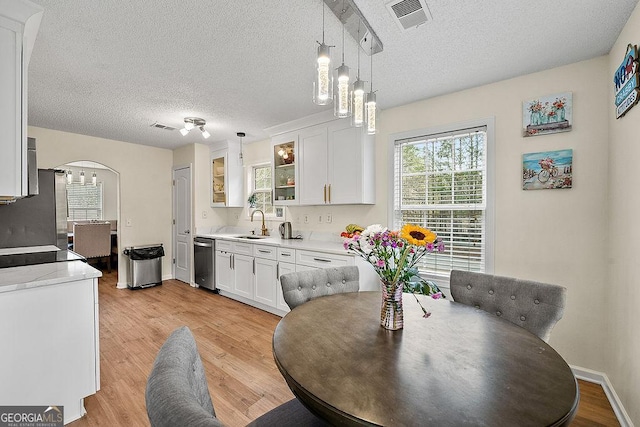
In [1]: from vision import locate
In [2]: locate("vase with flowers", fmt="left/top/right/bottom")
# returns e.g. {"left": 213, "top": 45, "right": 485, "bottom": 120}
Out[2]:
{"left": 343, "top": 224, "right": 445, "bottom": 330}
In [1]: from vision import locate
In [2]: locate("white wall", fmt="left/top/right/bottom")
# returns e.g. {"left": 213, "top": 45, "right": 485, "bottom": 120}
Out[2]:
{"left": 607, "top": 2, "right": 640, "bottom": 423}
{"left": 29, "top": 126, "right": 174, "bottom": 286}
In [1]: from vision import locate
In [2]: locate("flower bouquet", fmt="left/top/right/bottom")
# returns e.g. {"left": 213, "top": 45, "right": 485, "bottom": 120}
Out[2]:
{"left": 343, "top": 224, "right": 445, "bottom": 330}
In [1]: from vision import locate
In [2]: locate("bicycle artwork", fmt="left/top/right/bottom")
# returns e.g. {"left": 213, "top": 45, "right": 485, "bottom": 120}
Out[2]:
{"left": 522, "top": 149, "right": 573, "bottom": 190}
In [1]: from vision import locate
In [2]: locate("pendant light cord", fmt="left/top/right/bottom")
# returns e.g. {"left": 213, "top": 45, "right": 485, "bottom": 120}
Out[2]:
{"left": 341, "top": 0, "right": 346, "bottom": 64}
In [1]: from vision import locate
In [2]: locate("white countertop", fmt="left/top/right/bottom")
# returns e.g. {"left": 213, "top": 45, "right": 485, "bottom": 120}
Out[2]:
{"left": 0, "top": 260, "right": 102, "bottom": 293}
{"left": 196, "top": 231, "right": 351, "bottom": 256}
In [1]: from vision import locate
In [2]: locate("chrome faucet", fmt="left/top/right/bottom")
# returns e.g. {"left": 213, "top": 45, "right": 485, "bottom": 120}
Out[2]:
{"left": 250, "top": 209, "right": 269, "bottom": 236}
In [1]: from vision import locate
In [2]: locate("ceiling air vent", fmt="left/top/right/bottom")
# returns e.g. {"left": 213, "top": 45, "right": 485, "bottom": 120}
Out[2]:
{"left": 386, "top": 0, "right": 432, "bottom": 31}
{"left": 150, "top": 122, "right": 176, "bottom": 131}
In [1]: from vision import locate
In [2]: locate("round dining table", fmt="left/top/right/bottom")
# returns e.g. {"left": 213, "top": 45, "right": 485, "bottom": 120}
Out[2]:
{"left": 272, "top": 291, "right": 578, "bottom": 426}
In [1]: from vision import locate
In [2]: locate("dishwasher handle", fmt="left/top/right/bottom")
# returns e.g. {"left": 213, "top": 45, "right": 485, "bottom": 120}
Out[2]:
{"left": 194, "top": 241, "right": 213, "bottom": 248}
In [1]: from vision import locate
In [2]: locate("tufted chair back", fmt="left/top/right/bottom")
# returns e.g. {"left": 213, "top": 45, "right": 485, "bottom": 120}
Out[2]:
{"left": 280, "top": 266, "right": 360, "bottom": 310}
{"left": 146, "top": 326, "right": 329, "bottom": 427}
{"left": 449, "top": 270, "right": 566, "bottom": 342}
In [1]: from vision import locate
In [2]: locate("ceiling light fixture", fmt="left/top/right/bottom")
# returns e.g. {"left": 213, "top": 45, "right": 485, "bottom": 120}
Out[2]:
{"left": 237, "top": 132, "right": 245, "bottom": 165}
{"left": 313, "top": 2, "right": 333, "bottom": 105}
{"left": 351, "top": 21, "right": 365, "bottom": 127}
{"left": 66, "top": 169, "right": 73, "bottom": 184}
{"left": 334, "top": 1, "right": 351, "bottom": 118}
{"left": 366, "top": 38, "right": 377, "bottom": 135}
{"left": 92, "top": 171, "right": 97, "bottom": 186}
{"left": 180, "top": 117, "right": 210, "bottom": 139}
{"left": 79, "top": 170, "right": 85, "bottom": 186}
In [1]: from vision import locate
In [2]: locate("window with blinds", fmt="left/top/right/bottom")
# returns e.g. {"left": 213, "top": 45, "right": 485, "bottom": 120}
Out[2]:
{"left": 393, "top": 125, "right": 489, "bottom": 277}
{"left": 67, "top": 182, "right": 103, "bottom": 220}
{"left": 252, "top": 164, "right": 274, "bottom": 215}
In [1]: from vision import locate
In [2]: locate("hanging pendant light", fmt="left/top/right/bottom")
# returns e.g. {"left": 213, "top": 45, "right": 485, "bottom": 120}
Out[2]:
{"left": 334, "top": 2, "right": 351, "bottom": 118}
{"left": 313, "top": 2, "right": 333, "bottom": 105}
{"left": 237, "top": 132, "right": 245, "bottom": 165}
{"left": 91, "top": 171, "right": 97, "bottom": 186}
{"left": 366, "top": 39, "right": 377, "bottom": 135}
{"left": 66, "top": 169, "right": 73, "bottom": 184}
{"left": 79, "top": 170, "right": 85, "bottom": 186}
{"left": 351, "top": 21, "right": 365, "bottom": 127}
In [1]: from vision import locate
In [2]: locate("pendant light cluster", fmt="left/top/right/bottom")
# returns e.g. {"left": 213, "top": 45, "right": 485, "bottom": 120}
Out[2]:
{"left": 312, "top": 0, "right": 381, "bottom": 134}
{"left": 179, "top": 117, "right": 211, "bottom": 139}
{"left": 66, "top": 162, "right": 97, "bottom": 186}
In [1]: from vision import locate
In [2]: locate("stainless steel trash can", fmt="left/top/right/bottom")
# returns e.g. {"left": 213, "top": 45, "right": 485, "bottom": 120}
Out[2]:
{"left": 123, "top": 244, "right": 164, "bottom": 289}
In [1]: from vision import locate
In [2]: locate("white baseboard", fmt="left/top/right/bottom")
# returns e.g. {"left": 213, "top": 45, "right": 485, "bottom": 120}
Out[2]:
{"left": 571, "top": 365, "right": 634, "bottom": 427}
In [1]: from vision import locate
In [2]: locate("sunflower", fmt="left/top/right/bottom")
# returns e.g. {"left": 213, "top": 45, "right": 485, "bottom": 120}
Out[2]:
{"left": 400, "top": 224, "right": 436, "bottom": 246}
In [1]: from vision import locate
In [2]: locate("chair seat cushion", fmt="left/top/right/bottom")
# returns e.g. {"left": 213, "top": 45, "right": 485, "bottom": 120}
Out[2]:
{"left": 246, "top": 399, "right": 330, "bottom": 427}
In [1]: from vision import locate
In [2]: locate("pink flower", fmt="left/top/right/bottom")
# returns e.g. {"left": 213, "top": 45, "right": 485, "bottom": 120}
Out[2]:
{"left": 431, "top": 292, "right": 443, "bottom": 300}
{"left": 423, "top": 311, "right": 432, "bottom": 318}
{"left": 376, "top": 259, "right": 385, "bottom": 268}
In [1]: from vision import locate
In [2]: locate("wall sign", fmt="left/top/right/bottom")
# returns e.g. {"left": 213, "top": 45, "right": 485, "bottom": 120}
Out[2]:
{"left": 614, "top": 44, "right": 639, "bottom": 119}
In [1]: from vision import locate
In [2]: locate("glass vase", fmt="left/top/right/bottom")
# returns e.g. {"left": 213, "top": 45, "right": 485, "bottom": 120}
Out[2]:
{"left": 380, "top": 280, "right": 404, "bottom": 330}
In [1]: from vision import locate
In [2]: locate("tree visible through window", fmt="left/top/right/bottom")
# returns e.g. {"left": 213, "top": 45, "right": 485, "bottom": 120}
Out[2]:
{"left": 67, "top": 182, "right": 103, "bottom": 220}
{"left": 393, "top": 125, "right": 490, "bottom": 278}
{"left": 252, "top": 165, "right": 274, "bottom": 215}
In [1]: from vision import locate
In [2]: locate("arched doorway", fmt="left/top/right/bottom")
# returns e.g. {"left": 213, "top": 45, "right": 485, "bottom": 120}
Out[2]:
{"left": 57, "top": 161, "right": 120, "bottom": 278}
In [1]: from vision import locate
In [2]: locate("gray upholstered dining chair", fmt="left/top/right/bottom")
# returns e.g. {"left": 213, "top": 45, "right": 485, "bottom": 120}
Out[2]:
{"left": 145, "top": 326, "right": 329, "bottom": 427}
{"left": 449, "top": 270, "right": 567, "bottom": 342}
{"left": 73, "top": 222, "right": 112, "bottom": 272}
{"left": 280, "top": 266, "right": 360, "bottom": 310}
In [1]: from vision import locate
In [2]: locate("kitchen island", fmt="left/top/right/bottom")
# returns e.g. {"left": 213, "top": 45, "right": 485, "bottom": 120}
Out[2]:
{"left": 0, "top": 260, "right": 101, "bottom": 425}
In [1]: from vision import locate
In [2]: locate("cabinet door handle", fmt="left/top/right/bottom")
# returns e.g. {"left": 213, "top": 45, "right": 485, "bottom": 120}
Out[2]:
{"left": 276, "top": 262, "right": 279, "bottom": 280}
{"left": 253, "top": 258, "right": 256, "bottom": 274}
{"left": 258, "top": 249, "right": 270, "bottom": 254}
{"left": 313, "top": 257, "right": 331, "bottom": 263}
{"left": 281, "top": 253, "right": 291, "bottom": 257}
{"left": 229, "top": 253, "right": 232, "bottom": 269}
{"left": 232, "top": 254, "right": 235, "bottom": 270}
{"left": 323, "top": 184, "right": 326, "bottom": 202}
{"left": 328, "top": 184, "right": 331, "bottom": 203}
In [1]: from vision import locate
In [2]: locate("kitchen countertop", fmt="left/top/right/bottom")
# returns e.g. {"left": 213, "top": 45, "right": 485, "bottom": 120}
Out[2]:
{"left": 0, "top": 260, "right": 102, "bottom": 293}
{"left": 195, "top": 231, "right": 350, "bottom": 256}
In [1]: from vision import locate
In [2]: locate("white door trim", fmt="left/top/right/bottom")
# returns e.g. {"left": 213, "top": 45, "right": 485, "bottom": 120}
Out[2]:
{"left": 172, "top": 164, "right": 193, "bottom": 285}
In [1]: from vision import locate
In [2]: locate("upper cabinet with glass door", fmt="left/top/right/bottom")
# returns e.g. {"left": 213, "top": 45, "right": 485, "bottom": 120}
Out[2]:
{"left": 210, "top": 140, "right": 243, "bottom": 207}
{"left": 272, "top": 132, "right": 298, "bottom": 205}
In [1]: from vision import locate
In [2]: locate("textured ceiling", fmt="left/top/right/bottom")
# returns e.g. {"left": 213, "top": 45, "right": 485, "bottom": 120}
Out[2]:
{"left": 27, "top": 0, "right": 639, "bottom": 150}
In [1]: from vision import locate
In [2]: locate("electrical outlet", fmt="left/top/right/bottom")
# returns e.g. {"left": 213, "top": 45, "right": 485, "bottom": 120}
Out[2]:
{"left": 326, "top": 213, "right": 332, "bottom": 223}
{"left": 202, "top": 211, "right": 208, "bottom": 219}
{"left": 126, "top": 218, "right": 132, "bottom": 227}
{"left": 318, "top": 215, "right": 323, "bottom": 223}
{"left": 304, "top": 214, "right": 309, "bottom": 224}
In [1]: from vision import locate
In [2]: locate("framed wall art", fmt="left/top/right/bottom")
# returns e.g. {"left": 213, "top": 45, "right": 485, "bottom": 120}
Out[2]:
{"left": 522, "top": 149, "right": 573, "bottom": 190}
{"left": 523, "top": 92, "right": 572, "bottom": 137}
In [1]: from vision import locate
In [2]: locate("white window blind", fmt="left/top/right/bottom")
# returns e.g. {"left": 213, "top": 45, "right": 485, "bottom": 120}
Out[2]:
{"left": 252, "top": 165, "right": 274, "bottom": 215}
{"left": 67, "top": 182, "right": 103, "bottom": 220}
{"left": 393, "top": 126, "right": 488, "bottom": 276}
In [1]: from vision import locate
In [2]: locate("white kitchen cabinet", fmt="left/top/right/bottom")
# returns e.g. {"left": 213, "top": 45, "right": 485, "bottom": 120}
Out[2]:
{"left": 232, "top": 253, "right": 253, "bottom": 298}
{"left": 0, "top": 274, "right": 100, "bottom": 424}
{"left": 297, "top": 118, "right": 375, "bottom": 205}
{"left": 215, "top": 249, "right": 233, "bottom": 291}
{"left": 0, "top": 0, "right": 42, "bottom": 201}
{"left": 210, "top": 140, "right": 243, "bottom": 207}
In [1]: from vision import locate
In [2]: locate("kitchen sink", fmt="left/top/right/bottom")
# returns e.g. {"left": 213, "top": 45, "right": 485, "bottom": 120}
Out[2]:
{"left": 234, "top": 235, "right": 268, "bottom": 239}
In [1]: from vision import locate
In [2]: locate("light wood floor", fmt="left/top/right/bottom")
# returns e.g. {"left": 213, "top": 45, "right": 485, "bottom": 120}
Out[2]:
{"left": 70, "top": 271, "right": 620, "bottom": 426}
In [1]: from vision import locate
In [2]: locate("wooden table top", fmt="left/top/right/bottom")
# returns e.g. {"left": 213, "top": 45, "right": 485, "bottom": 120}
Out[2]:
{"left": 273, "top": 291, "right": 578, "bottom": 427}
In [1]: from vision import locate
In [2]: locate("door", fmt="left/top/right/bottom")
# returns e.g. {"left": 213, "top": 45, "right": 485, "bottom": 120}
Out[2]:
{"left": 298, "top": 125, "right": 328, "bottom": 205}
{"left": 233, "top": 254, "right": 254, "bottom": 299}
{"left": 173, "top": 166, "right": 191, "bottom": 283}
{"left": 215, "top": 250, "right": 233, "bottom": 291}
{"left": 254, "top": 257, "right": 277, "bottom": 308}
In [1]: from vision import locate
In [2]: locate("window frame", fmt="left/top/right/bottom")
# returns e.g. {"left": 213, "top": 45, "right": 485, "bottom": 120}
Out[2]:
{"left": 387, "top": 117, "right": 495, "bottom": 286}
{"left": 247, "top": 162, "right": 277, "bottom": 218}
{"left": 66, "top": 181, "right": 104, "bottom": 221}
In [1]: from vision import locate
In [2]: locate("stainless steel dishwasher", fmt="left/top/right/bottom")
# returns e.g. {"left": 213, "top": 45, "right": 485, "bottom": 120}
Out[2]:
{"left": 193, "top": 237, "right": 216, "bottom": 291}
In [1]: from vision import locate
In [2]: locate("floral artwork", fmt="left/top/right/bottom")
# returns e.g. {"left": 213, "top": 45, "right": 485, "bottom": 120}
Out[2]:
{"left": 523, "top": 92, "right": 572, "bottom": 137}
{"left": 522, "top": 149, "right": 573, "bottom": 190}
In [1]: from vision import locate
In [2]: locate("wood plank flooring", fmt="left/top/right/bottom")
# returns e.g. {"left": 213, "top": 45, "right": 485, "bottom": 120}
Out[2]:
{"left": 70, "top": 271, "right": 620, "bottom": 426}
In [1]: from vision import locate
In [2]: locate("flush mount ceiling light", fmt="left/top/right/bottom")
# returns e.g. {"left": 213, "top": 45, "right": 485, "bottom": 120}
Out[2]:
{"left": 180, "top": 117, "right": 210, "bottom": 139}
